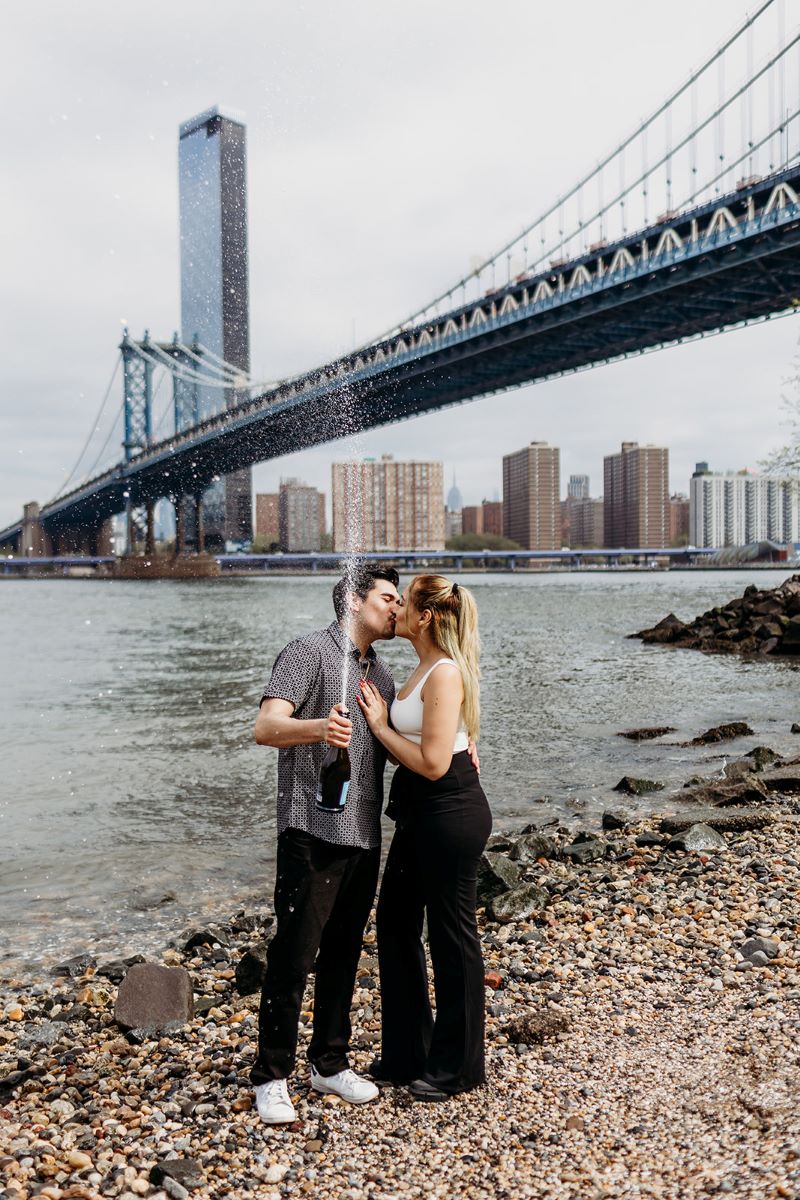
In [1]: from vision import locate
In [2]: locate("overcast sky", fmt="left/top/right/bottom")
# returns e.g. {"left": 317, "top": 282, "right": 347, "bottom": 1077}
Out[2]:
{"left": 2, "top": 0, "right": 798, "bottom": 529}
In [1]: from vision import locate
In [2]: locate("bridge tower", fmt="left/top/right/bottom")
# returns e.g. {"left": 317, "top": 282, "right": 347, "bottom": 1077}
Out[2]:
{"left": 120, "top": 330, "right": 156, "bottom": 553}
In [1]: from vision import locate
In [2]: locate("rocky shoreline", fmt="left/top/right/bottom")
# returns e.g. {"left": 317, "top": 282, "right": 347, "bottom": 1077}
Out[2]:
{"left": 632, "top": 573, "right": 800, "bottom": 657}
{"left": 2, "top": 729, "right": 800, "bottom": 1200}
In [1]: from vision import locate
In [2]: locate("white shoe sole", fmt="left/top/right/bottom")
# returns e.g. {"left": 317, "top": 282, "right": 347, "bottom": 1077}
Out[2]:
{"left": 310, "top": 1081, "right": 378, "bottom": 1105}
{"left": 257, "top": 1107, "right": 296, "bottom": 1125}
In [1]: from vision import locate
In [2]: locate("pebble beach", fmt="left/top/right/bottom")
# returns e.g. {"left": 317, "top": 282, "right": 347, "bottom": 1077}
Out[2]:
{"left": 2, "top": 740, "right": 799, "bottom": 1200}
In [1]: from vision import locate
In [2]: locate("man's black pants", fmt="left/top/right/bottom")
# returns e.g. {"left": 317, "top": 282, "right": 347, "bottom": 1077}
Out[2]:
{"left": 250, "top": 827, "right": 380, "bottom": 1084}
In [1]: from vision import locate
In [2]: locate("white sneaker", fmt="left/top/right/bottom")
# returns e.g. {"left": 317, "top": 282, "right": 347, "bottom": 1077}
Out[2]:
{"left": 310, "top": 1065, "right": 379, "bottom": 1105}
{"left": 255, "top": 1079, "right": 296, "bottom": 1124}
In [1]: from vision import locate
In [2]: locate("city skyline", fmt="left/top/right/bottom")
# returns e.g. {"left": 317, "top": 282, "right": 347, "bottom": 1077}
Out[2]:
{"left": 2, "top": 1, "right": 798, "bottom": 529}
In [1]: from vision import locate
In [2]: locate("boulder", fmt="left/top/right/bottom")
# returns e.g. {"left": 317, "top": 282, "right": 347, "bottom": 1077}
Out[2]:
{"left": 507, "top": 833, "right": 558, "bottom": 862}
{"left": 666, "top": 823, "right": 727, "bottom": 853}
{"left": 476, "top": 852, "right": 520, "bottom": 904}
{"left": 485, "top": 833, "right": 516, "bottom": 853}
{"left": 791, "top": 723, "right": 800, "bottom": 734}
{"left": 51, "top": 954, "right": 96, "bottom": 978}
{"left": 602, "top": 810, "right": 630, "bottom": 831}
{"left": 616, "top": 726, "right": 676, "bottom": 741}
{"left": 632, "top": 613, "right": 687, "bottom": 644}
{"left": 150, "top": 1159, "right": 204, "bottom": 1192}
{"left": 744, "top": 746, "right": 781, "bottom": 771}
{"left": 675, "top": 777, "right": 768, "bottom": 808}
{"left": 182, "top": 926, "right": 230, "bottom": 953}
{"left": 759, "top": 766, "right": 800, "bottom": 794}
{"left": 96, "top": 955, "right": 145, "bottom": 985}
{"left": 563, "top": 834, "right": 606, "bottom": 865}
{"left": 488, "top": 884, "right": 548, "bottom": 924}
{"left": 114, "top": 963, "right": 194, "bottom": 1034}
{"left": 504, "top": 1009, "right": 571, "bottom": 1045}
{"left": 690, "top": 722, "right": 754, "bottom": 745}
{"left": 635, "top": 831, "right": 668, "bottom": 847}
{"left": 612, "top": 776, "right": 664, "bottom": 796}
{"left": 630, "top": 577, "right": 800, "bottom": 659}
{"left": 781, "top": 614, "right": 800, "bottom": 650}
{"left": 235, "top": 946, "right": 268, "bottom": 996}
{"left": 659, "top": 808, "right": 773, "bottom": 834}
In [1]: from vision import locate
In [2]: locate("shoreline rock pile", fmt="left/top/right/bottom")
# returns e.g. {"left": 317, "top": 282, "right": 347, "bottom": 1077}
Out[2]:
{"left": 2, "top": 746, "right": 800, "bottom": 1199}
{"left": 631, "top": 573, "right": 800, "bottom": 657}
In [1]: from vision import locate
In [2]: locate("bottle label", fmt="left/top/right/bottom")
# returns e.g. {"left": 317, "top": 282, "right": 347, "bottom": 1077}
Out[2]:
{"left": 315, "top": 780, "right": 350, "bottom": 811}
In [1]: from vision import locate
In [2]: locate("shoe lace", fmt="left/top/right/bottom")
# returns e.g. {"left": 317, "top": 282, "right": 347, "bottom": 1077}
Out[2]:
{"left": 262, "top": 1079, "right": 289, "bottom": 1099}
{"left": 337, "top": 1070, "right": 361, "bottom": 1090}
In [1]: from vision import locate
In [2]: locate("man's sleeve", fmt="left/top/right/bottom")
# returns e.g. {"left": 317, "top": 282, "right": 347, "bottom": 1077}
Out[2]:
{"left": 261, "top": 640, "right": 321, "bottom": 715}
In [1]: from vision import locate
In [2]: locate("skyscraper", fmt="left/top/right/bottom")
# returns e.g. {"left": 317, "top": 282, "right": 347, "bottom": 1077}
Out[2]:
{"left": 332, "top": 456, "right": 444, "bottom": 552}
{"left": 502, "top": 442, "right": 560, "bottom": 549}
{"left": 603, "top": 442, "right": 669, "bottom": 548}
{"left": 179, "top": 105, "right": 252, "bottom": 547}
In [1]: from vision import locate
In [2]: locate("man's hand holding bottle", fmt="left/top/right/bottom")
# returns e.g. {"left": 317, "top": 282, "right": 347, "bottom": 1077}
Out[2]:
{"left": 322, "top": 704, "right": 352, "bottom": 748}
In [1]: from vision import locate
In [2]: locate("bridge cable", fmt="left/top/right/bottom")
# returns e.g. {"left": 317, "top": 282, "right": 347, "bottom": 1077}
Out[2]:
{"left": 365, "top": 0, "right": 779, "bottom": 344}
{"left": 49, "top": 355, "right": 122, "bottom": 502}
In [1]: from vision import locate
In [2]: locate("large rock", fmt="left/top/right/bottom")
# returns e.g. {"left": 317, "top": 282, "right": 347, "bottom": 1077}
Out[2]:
{"left": 52, "top": 954, "right": 96, "bottom": 978}
{"left": 630, "top": 576, "right": 800, "bottom": 659}
{"left": 744, "top": 746, "right": 781, "bottom": 771}
{"left": 759, "top": 766, "right": 800, "bottom": 794}
{"left": 781, "top": 614, "right": 800, "bottom": 651}
{"left": 508, "top": 833, "right": 558, "bottom": 863}
{"left": 613, "top": 776, "right": 664, "bottom": 796}
{"left": 183, "top": 926, "right": 230, "bottom": 953}
{"left": 114, "top": 963, "right": 194, "bottom": 1034}
{"left": 659, "top": 808, "right": 773, "bottom": 834}
{"left": 666, "top": 823, "right": 727, "bottom": 852}
{"left": 563, "top": 834, "right": 606, "bottom": 865}
{"left": 235, "top": 946, "right": 268, "bottom": 996}
{"left": 677, "top": 777, "right": 767, "bottom": 808}
{"left": 150, "top": 1159, "right": 204, "bottom": 1192}
{"left": 690, "top": 722, "right": 753, "bottom": 745}
{"left": 616, "top": 726, "right": 676, "bottom": 741}
{"left": 488, "top": 884, "right": 548, "bottom": 924}
{"left": 504, "top": 1009, "right": 571, "bottom": 1045}
{"left": 476, "top": 852, "right": 520, "bottom": 904}
{"left": 632, "top": 613, "right": 687, "bottom": 644}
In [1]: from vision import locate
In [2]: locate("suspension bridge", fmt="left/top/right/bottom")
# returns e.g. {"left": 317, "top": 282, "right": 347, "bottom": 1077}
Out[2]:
{"left": 2, "top": 0, "right": 800, "bottom": 558}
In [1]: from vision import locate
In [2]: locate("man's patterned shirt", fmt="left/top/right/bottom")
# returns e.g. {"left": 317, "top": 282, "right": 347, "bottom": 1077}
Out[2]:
{"left": 261, "top": 621, "right": 395, "bottom": 849}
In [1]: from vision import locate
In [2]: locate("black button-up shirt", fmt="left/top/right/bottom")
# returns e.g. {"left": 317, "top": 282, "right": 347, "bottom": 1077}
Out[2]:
{"left": 261, "top": 621, "right": 395, "bottom": 849}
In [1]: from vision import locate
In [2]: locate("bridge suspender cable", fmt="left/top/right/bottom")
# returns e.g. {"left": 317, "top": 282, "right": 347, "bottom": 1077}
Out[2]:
{"left": 49, "top": 355, "right": 122, "bottom": 502}
{"left": 367, "top": 0, "right": 781, "bottom": 345}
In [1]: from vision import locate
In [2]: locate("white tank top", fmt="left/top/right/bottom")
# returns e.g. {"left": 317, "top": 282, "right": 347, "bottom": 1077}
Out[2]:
{"left": 390, "top": 658, "right": 469, "bottom": 752}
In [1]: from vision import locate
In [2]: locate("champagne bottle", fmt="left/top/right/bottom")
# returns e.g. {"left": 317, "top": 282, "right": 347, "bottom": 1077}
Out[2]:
{"left": 316, "top": 727, "right": 351, "bottom": 812}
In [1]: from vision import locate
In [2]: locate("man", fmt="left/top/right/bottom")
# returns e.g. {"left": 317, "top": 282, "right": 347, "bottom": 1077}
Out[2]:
{"left": 250, "top": 564, "right": 401, "bottom": 1124}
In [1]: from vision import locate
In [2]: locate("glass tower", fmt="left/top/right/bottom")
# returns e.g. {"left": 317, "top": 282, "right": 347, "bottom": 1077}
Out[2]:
{"left": 179, "top": 105, "right": 252, "bottom": 547}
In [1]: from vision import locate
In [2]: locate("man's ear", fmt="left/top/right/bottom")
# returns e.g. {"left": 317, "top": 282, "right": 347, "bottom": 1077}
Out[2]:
{"left": 348, "top": 592, "right": 362, "bottom": 615}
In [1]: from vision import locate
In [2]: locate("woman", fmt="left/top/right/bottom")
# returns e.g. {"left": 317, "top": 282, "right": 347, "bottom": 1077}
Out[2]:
{"left": 356, "top": 574, "right": 491, "bottom": 1101}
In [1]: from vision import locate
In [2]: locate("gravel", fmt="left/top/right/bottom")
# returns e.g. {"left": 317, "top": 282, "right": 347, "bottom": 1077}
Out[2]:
{"left": 1, "top": 812, "right": 799, "bottom": 1199}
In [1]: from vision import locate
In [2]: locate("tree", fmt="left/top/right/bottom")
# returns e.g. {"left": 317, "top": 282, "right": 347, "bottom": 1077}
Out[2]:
{"left": 763, "top": 341, "right": 800, "bottom": 475}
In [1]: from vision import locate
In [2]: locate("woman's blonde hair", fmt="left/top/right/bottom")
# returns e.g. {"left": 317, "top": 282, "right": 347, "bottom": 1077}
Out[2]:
{"left": 408, "top": 575, "right": 481, "bottom": 739}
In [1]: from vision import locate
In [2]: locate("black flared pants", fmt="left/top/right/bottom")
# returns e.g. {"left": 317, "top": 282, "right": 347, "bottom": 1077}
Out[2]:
{"left": 376, "top": 751, "right": 492, "bottom": 1094}
{"left": 251, "top": 827, "right": 380, "bottom": 1084}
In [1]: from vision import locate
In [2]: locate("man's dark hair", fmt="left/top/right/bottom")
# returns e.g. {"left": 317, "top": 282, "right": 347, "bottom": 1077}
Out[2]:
{"left": 332, "top": 564, "right": 400, "bottom": 621}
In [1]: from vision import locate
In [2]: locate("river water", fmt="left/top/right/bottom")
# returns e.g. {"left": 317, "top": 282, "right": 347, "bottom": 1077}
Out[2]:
{"left": 1, "top": 569, "right": 798, "bottom": 979}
